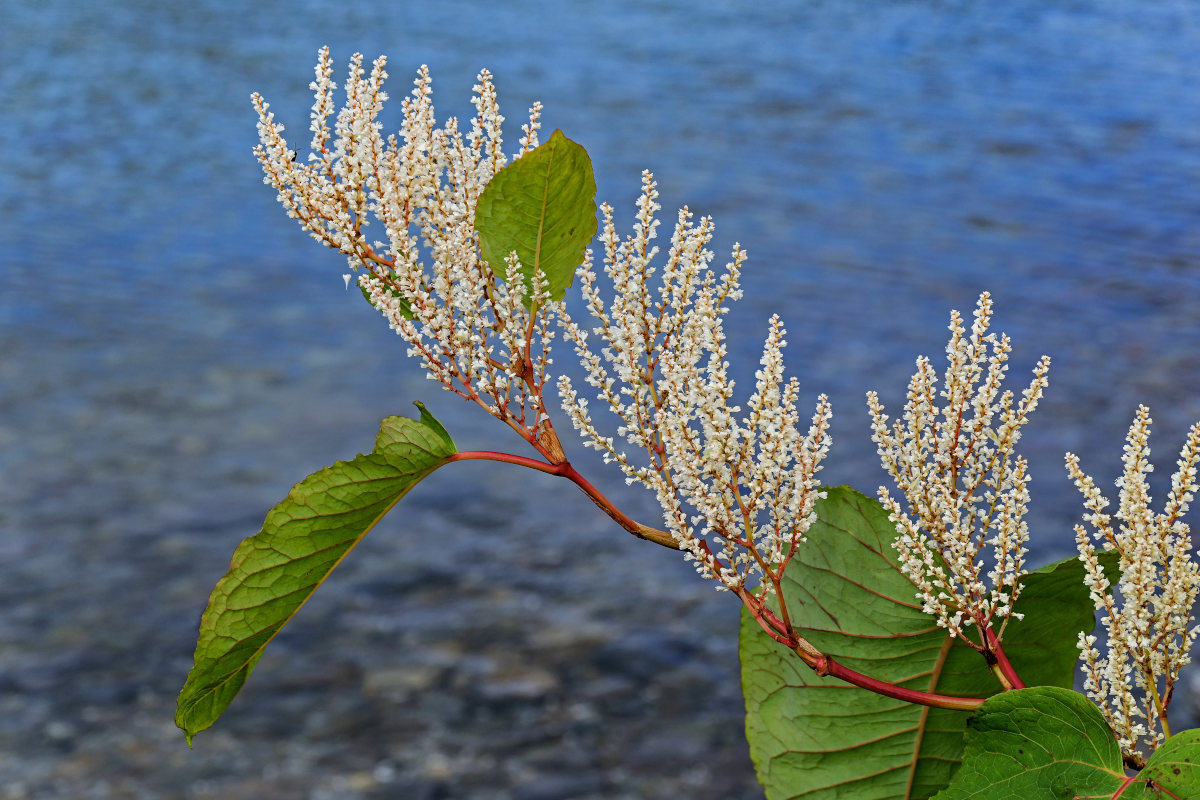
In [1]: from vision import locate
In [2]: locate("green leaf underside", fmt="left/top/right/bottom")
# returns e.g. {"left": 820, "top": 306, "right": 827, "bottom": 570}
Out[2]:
{"left": 175, "top": 404, "right": 456, "bottom": 744}
{"left": 932, "top": 687, "right": 1200, "bottom": 799}
{"left": 740, "top": 486, "right": 1114, "bottom": 800}
{"left": 474, "top": 129, "right": 597, "bottom": 304}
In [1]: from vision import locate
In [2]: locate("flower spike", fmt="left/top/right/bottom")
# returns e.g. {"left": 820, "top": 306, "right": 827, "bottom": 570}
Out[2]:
{"left": 868, "top": 292, "right": 1050, "bottom": 649}
{"left": 1067, "top": 406, "right": 1200, "bottom": 759}
{"left": 253, "top": 49, "right": 559, "bottom": 438}
{"left": 558, "top": 173, "right": 832, "bottom": 602}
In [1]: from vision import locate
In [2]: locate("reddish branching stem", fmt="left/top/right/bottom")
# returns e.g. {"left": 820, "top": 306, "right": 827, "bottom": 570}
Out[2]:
{"left": 985, "top": 626, "right": 1026, "bottom": 690}
{"left": 797, "top": 648, "right": 985, "bottom": 712}
{"left": 730, "top": 587, "right": 988, "bottom": 711}
{"left": 449, "top": 449, "right": 989, "bottom": 714}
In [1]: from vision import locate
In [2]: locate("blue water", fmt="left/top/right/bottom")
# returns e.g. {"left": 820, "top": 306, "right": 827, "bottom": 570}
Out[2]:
{"left": 4, "top": 1, "right": 1200, "bottom": 796}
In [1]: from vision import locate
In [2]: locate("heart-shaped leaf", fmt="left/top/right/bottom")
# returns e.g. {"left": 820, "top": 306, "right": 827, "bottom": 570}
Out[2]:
{"left": 474, "top": 129, "right": 597, "bottom": 306}
{"left": 740, "top": 486, "right": 1117, "bottom": 799}
{"left": 933, "top": 687, "right": 1200, "bottom": 799}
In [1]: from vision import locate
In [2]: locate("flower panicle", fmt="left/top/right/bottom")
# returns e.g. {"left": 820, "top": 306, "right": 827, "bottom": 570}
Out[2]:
{"left": 868, "top": 292, "right": 1049, "bottom": 647}
{"left": 253, "top": 49, "right": 559, "bottom": 433}
{"left": 1066, "top": 406, "right": 1200, "bottom": 759}
{"left": 558, "top": 173, "right": 831, "bottom": 597}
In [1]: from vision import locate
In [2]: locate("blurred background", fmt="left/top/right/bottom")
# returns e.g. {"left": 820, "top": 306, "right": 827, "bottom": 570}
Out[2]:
{"left": 3, "top": 1, "right": 1200, "bottom": 798}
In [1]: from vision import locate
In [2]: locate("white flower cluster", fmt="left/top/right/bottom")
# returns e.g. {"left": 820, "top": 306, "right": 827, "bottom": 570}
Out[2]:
{"left": 1067, "top": 406, "right": 1200, "bottom": 757}
{"left": 558, "top": 173, "right": 832, "bottom": 594}
{"left": 253, "top": 49, "right": 558, "bottom": 431}
{"left": 868, "top": 293, "right": 1050, "bottom": 644}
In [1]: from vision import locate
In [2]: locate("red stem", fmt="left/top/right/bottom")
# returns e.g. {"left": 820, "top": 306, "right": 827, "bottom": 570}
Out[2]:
{"left": 731, "top": 587, "right": 987, "bottom": 711}
{"left": 1111, "top": 775, "right": 1136, "bottom": 799}
{"left": 793, "top": 646, "right": 985, "bottom": 712}
{"left": 448, "top": 449, "right": 567, "bottom": 476}
{"left": 985, "top": 627, "right": 1026, "bottom": 689}
{"left": 448, "top": 449, "right": 987, "bottom": 713}
{"left": 447, "top": 451, "right": 678, "bottom": 548}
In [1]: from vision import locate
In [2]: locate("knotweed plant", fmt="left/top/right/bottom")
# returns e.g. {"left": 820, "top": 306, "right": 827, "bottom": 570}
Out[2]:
{"left": 178, "top": 48, "right": 1200, "bottom": 799}
{"left": 1067, "top": 406, "right": 1200, "bottom": 764}
{"left": 867, "top": 293, "right": 1050, "bottom": 688}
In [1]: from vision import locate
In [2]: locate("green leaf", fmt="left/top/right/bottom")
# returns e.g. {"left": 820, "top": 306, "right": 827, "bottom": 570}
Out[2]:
{"left": 1002, "top": 549, "right": 1119, "bottom": 687}
{"left": 740, "top": 486, "right": 1113, "bottom": 799}
{"left": 1140, "top": 729, "right": 1200, "bottom": 794}
{"left": 176, "top": 404, "right": 456, "bottom": 744}
{"left": 474, "top": 129, "right": 597, "bottom": 305}
{"left": 932, "top": 687, "right": 1200, "bottom": 799}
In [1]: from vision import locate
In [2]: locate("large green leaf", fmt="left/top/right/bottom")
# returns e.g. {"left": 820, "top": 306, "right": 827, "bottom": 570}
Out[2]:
{"left": 474, "top": 129, "right": 597, "bottom": 304}
{"left": 740, "top": 486, "right": 1113, "bottom": 799}
{"left": 932, "top": 687, "right": 1200, "bottom": 799}
{"left": 176, "top": 404, "right": 456, "bottom": 744}
{"left": 1140, "top": 729, "right": 1200, "bottom": 793}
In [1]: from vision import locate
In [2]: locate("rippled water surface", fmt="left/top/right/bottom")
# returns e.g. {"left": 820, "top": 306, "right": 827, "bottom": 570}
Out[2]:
{"left": 3, "top": 2, "right": 1200, "bottom": 798}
